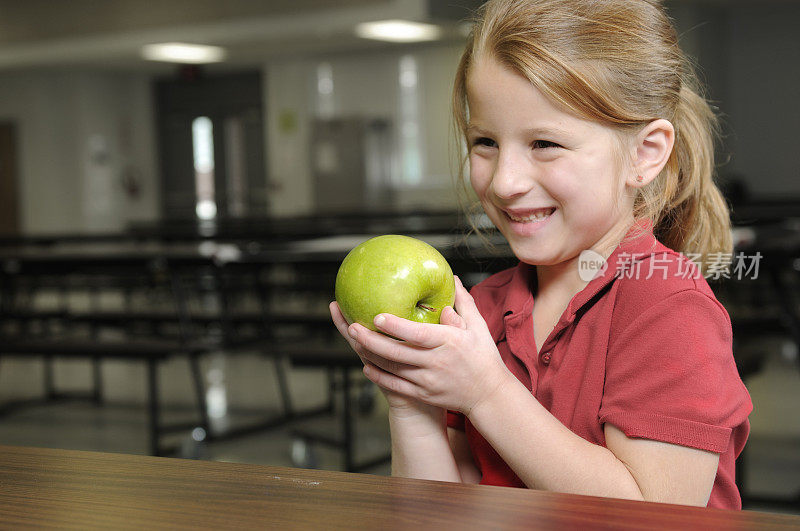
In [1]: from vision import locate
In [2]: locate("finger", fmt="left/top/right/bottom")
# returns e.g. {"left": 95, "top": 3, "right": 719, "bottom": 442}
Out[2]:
{"left": 359, "top": 347, "right": 417, "bottom": 381}
{"left": 330, "top": 301, "right": 347, "bottom": 327}
{"left": 361, "top": 358, "right": 382, "bottom": 376}
{"left": 439, "top": 305, "right": 456, "bottom": 326}
{"left": 330, "top": 302, "right": 352, "bottom": 338}
{"left": 453, "top": 275, "right": 485, "bottom": 328}
{"left": 362, "top": 362, "right": 419, "bottom": 398}
{"left": 330, "top": 301, "right": 364, "bottom": 352}
{"left": 330, "top": 304, "right": 400, "bottom": 373}
{"left": 440, "top": 305, "right": 466, "bottom": 329}
{"left": 372, "top": 313, "right": 445, "bottom": 349}
{"left": 350, "top": 322, "right": 429, "bottom": 366}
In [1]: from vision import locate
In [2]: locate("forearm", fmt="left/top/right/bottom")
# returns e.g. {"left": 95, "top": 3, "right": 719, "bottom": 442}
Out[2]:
{"left": 388, "top": 407, "right": 463, "bottom": 483}
{"left": 467, "top": 375, "right": 643, "bottom": 500}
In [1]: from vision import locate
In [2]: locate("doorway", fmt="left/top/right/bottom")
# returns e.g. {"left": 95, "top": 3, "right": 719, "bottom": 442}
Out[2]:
{"left": 155, "top": 70, "right": 267, "bottom": 221}
{"left": 0, "top": 122, "right": 20, "bottom": 235}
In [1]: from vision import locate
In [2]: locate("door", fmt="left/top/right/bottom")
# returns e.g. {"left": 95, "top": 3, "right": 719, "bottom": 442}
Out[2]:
{"left": 0, "top": 122, "right": 19, "bottom": 235}
{"left": 155, "top": 71, "right": 267, "bottom": 221}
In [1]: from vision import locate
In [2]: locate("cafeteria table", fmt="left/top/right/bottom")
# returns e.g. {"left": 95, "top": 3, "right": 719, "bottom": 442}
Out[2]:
{"left": 0, "top": 233, "right": 511, "bottom": 458}
{"left": 0, "top": 445, "right": 797, "bottom": 530}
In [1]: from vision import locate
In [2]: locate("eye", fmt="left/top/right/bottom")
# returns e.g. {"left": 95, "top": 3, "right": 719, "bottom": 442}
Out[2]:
{"left": 472, "top": 137, "right": 497, "bottom": 148}
{"left": 532, "top": 140, "right": 562, "bottom": 149}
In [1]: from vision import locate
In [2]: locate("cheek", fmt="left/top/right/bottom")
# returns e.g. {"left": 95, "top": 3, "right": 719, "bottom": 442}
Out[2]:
{"left": 545, "top": 158, "right": 617, "bottom": 207}
{"left": 468, "top": 155, "right": 493, "bottom": 196}
{"left": 539, "top": 164, "right": 581, "bottom": 203}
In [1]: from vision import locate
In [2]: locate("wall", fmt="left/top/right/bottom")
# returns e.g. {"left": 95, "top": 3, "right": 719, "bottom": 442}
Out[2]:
{"left": 1, "top": 5, "right": 798, "bottom": 233}
{"left": 724, "top": 4, "right": 800, "bottom": 197}
{"left": 264, "top": 6, "right": 800, "bottom": 216}
{"left": 264, "top": 42, "right": 465, "bottom": 217}
{"left": 668, "top": 2, "right": 800, "bottom": 197}
{"left": 0, "top": 72, "right": 79, "bottom": 233}
{"left": 0, "top": 70, "right": 159, "bottom": 234}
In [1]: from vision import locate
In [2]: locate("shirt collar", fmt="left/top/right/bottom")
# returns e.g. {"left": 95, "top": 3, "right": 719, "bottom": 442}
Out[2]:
{"left": 566, "top": 219, "right": 658, "bottom": 315}
{"left": 500, "top": 219, "right": 660, "bottom": 329}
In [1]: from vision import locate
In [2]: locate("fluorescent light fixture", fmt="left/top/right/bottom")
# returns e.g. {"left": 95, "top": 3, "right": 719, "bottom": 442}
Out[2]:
{"left": 141, "top": 42, "right": 226, "bottom": 64}
{"left": 355, "top": 20, "right": 442, "bottom": 43}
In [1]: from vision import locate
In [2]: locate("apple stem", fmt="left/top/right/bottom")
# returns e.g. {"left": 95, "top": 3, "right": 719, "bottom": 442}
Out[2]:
{"left": 417, "top": 302, "right": 436, "bottom": 312}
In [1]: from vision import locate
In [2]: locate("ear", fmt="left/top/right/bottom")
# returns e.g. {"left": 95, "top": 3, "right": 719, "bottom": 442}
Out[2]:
{"left": 628, "top": 119, "right": 675, "bottom": 187}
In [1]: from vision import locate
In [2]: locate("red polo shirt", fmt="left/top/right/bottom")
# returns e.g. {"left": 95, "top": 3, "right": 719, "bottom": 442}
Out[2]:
{"left": 448, "top": 225, "right": 752, "bottom": 510}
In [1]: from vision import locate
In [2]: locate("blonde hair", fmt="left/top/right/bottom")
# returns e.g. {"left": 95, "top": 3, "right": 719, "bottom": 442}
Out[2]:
{"left": 453, "top": 0, "right": 732, "bottom": 274}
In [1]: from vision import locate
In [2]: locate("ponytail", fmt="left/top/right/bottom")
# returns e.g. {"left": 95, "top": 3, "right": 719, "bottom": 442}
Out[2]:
{"left": 636, "top": 79, "right": 733, "bottom": 275}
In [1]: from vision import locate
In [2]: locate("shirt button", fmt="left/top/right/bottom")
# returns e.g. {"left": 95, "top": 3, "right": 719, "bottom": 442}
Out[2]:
{"left": 541, "top": 352, "right": 552, "bottom": 365}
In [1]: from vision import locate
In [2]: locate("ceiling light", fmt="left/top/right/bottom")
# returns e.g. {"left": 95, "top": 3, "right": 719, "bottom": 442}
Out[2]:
{"left": 141, "top": 43, "right": 226, "bottom": 64}
{"left": 355, "top": 20, "right": 442, "bottom": 43}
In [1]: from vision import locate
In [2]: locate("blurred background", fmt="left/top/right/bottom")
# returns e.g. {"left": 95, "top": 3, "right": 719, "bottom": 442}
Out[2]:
{"left": 0, "top": 0, "right": 797, "bottom": 515}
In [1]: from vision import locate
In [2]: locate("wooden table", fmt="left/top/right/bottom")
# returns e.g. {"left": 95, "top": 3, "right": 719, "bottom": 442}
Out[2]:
{"left": 0, "top": 446, "right": 797, "bottom": 530}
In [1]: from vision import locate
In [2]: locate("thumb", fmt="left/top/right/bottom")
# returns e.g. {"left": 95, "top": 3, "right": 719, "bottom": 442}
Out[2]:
{"left": 439, "top": 305, "right": 466, "bottom": 329}
{"left": 453, "top": 275, "right": 485, "bottom": 328}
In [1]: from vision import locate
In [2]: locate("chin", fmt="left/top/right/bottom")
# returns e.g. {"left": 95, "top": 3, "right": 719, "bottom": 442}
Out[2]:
{"left": 507, "top": 244, "right": 558, "bottom": 267}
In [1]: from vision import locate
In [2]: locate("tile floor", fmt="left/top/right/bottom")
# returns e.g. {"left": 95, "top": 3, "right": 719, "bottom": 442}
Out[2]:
{"left": 0, "top": 365, "right": 393, "bottom": 474}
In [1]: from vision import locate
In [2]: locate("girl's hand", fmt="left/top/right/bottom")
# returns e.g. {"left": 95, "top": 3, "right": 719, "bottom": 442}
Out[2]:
{"left": 330, "top": 300, "right": 439, "bottom": 419}
{"left": 345, "top": 276, "right": 512, "bottom": 415}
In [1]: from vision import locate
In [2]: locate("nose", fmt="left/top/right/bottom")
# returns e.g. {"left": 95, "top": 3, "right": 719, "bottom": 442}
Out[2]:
{"left": 490, "top": 148, "right": 534, "bottom": 200}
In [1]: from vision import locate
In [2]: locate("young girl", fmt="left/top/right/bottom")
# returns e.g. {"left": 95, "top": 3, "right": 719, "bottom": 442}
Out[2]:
{"left": 330, "top": 0, "right": 751, "bottom": 510}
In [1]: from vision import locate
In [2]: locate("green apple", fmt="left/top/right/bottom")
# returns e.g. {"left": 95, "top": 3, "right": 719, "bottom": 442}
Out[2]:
{"left": 335, "top": 235, "right": 456, "bottom": 331}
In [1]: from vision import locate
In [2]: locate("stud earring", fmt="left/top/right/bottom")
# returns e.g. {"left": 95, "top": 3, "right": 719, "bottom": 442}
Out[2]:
{"left": 635, "top": 175, "right": 644, "bottom": 183}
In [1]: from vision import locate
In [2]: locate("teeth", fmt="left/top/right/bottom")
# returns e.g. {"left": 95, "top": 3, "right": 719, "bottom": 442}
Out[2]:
{"left": 507, "top": 208, "right": 554, "bottom": 222}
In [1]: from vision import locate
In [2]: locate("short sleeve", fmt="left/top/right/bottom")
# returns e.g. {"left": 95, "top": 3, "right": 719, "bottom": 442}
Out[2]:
{"left": 599, "top": 289, "right": 752, "bottom": 453}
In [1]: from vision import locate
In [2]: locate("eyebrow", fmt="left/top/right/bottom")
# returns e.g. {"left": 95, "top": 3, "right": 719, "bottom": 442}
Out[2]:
{"left": 466, "top": 124, "right": 571, "bottom": 138}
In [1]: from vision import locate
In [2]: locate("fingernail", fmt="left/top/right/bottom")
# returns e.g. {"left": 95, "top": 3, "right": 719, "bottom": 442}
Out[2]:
{"left": 348, "top": 326, "right": 358, "bottom": 339}
{"left": 374, "top": 314, "right": 386, "bottom": 328}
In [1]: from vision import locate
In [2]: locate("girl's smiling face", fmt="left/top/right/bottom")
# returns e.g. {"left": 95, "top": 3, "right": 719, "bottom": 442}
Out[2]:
{"left": 466, "top": 55, "right": 636, "bottom": 268}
